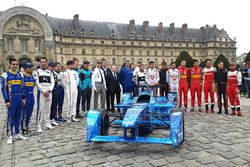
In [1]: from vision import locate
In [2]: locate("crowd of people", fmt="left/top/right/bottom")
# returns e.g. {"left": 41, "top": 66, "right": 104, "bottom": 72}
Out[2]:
{"left": 1, "top": 56, "right": 250, "bottom": 144}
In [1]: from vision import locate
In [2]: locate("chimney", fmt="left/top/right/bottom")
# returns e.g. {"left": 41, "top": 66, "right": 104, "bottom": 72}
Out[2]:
{"left": 182, "top": 23, "right": 188, "bottom": 33}
{"left": 169, "top": 23, "right": 175, "bottom": 34}
{"left": 200, "top": 26, "right": 205, "bottom": 32}
{"left": 73, "top": 14, "right": 81, "bottom": 30}
{"left": 129, "top": 19, "right": 136, "bottom": 32}
{"left": 158, "top": 22, "right": 163, "bottom": 33}
{"left": 205, "top": 24, "right": 209, "bottom": 35}
{"left": 213, "top": 24, "right": 217, "bottom": 29}
{"left": 143, "top": 21, "right": 149, "bottom": 32}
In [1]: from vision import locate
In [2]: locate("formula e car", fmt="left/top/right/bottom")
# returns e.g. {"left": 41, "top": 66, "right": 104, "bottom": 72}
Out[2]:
{"left": 86, "top": 86, "right": 184, "bottom": 147}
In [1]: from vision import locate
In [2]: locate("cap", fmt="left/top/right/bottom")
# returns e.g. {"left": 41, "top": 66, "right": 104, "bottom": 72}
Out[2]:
{"left": 23, "top": 63, "right": 34, "bottom": 69}
{"left": 48, "top": 62, "right": 55, "bottom": 67}
{"left": 83, "top": 60, "right": 90, "bottom": 64}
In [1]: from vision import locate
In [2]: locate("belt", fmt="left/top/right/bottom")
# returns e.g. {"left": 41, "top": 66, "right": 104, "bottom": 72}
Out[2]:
{"left": 96, "top": 82, "right": 103, "bottom": 84}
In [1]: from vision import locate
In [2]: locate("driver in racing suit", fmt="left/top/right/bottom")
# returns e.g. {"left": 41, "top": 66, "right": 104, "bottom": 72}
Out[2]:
{"left": 178, "top": 60, "right": 189, "bottom": 111}
{"left": 168, "top": 62, "right": 180, "bottom": 94}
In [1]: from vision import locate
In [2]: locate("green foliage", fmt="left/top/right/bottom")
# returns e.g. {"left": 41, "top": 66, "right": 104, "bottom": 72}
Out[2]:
{"left": 213, "top": 54, "right": 229, "bottom": 69}
{"left": 200, "top": 61, "right": 206, "bottom": 68}
{"left": 245, "top": 51, "right": 250, "bottom": 63}
{"left": 175, "top": 51, "right": 193, "bottom": 68}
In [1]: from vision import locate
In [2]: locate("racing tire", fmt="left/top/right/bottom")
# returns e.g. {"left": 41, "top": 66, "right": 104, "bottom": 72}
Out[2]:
{"left": 99, "top": 109, "right": 110, "bottom": 136}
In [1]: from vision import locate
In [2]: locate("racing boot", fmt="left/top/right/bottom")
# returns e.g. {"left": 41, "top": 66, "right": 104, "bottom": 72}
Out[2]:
{"left": 198, "top": 106, "right": 202, "bottom": 112}
{"left": 210, "top": 104, "right": 215, "bottom": 113}
{"left": 184, "top": 105, "right": 190, "bottom": 112}
{"left": 230, "top": 107, "right": 236, "bottom": 116}
{"left": 190, "top": 106, "right": 194, "bottom": 112}
{"left": 236, "top": 107, "right": 243, "bottom": 117}
{"left": 218, "top": 108, "right": 222, "bottom": 114}
{"left": 224, "top": 109, "right": 229, "bottom": 115}
{"left": 205, "top": 104, "right": 209, "bottom": 113}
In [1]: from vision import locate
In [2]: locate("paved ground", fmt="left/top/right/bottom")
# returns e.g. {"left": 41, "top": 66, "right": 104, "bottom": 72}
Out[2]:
{"left": 0, "top": 94, "right": 250, "bottom": 167}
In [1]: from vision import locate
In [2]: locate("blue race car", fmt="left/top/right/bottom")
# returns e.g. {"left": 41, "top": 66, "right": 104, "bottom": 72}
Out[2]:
{"left": 86, "top": 86, "right": 184, "bottom": 147}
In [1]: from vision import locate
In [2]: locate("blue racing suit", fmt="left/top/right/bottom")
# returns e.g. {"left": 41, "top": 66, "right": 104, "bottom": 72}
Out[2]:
{"left": 22, "top": 72, "right": 35, "bottom": 130}
{"left": 1, "top": 70, "right": 25, "bottom": 137}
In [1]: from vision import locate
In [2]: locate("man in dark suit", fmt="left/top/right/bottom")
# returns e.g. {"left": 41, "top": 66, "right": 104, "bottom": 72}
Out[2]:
{"left": 107, "top": 65, "right": 121, "bottom": 112}
{"left": 101, "top": 58, "right": 112, "bottom": 111}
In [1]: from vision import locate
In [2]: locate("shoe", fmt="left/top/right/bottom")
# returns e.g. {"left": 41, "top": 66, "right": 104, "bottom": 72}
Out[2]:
{"left": 7, "top": 136, "right": 12, "bottom": 144}
{"left": 58, "top": 116, "right": 66, "bottom": 122}
{"left": 72, "top": 116, "right": 79, "bottom": 122}
{"left": 185, "top": 107, "right": 190, "bottom": 112}
{"left": 237, "top": 111, "right": 243, "bottom": 117}
{"left": 26, "top": 129, "right": 32, "bottom": 137}
{"left": 230, "top": 110, "right": 236, "bottom": 116}
{"left": 198, "top": 108, "right": 202, "bottom": 112}
{"left": 15, "top": 134, "right": 28, "bottom": 140}
{"left": 45, "top": 122, "right": 54, "bottom": 130}
{"left": 218, "top": 110, "right": 222, "bottom": 114}
{"left": 67, "top": 119, "right": 71, "bottom": 124}
{"left": 51, "top": 119, "right": 59, "bottom": 126}
{"left": 225, "top": 111, "right": 229, "bottom": 115}
{"left": 210, "top": 108, "right": 215, "bottom": 113}
{"left": 22, "top": 128, "right": 27, "bottom": 135}
{"left": 37, "top": 124, "right": 43, "bottom": 133}
{"left": 205, "top": 108, "right": 209, "bottom": 113}
{"left": 189, "top": 107, "right": 194, "bottom": 112}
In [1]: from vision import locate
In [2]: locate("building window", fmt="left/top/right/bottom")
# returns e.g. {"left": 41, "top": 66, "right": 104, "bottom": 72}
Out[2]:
{"left": 139, "top": 42, "right": 142, "bottom": 46}
{"left": 82, "top": 49, "right": 85, "bottom": 55}
{"left": 7, "top": 38, "right": 14, "bottom": 52}
{"left": 131, "top": 42, "right": 134, "bottom": 46}
{"left": 131, "top": 58, "right": 134, "bottom": 63}
{"left": 80, "top": 31, "right": 85, "bottom": 36}
{"left": 171, "top": 51, "right": 174, "bottom": 56}
{"left": 122, "top": 42, "right": 126, "bottom": 45}
{"left": 60, "top": 48, "right": 63, "bottom": 54}
{"left": 193, "top": 52, "right": 196, "bottom": 56}
{"left": 72, "top": 48, "right": 76, "bottom": 54}
{"left": 193, "top": 44, "right": 195, "bottom": 47}
{"left": 82, "top": 40, "right": 85, "bottom": 44}
{"left": 90, "top": 32, "right": 95, "bottom": 37}
{"left": 231, "top": 58, "right": 234, "bottom": 62}
{"left": 186, "top": 44, "right": 189, "bottom": 47}
{"left": 112, "top": 41, "right": 116, "bottom": 45}
{"left": 71, "top": 39, "right": 75, "bottom": 43}
{"left": 112, "top": 58, "right": 116, "bottom": 65}
{"left": 91, "top": 40, "right": 95, "bottom": 44}
{"left": 130, "top": 34, "right": 134, "bottom": 39}
{"left": 154, "top": 51, "right": 158, "bottom": 56}
{"left": 123, "top": 58, "right": 126, "bottom": 63}
{"left": 162, "top": 51, "right": 165, "bottom": 56}
{"left": 123, "top": 50, "right": 126, "bottom": 56}
{"left": 154, "top": 58, "right": 158, "bottom": 65}
{"left": 101, "top": 49, "right": 105, "bottom": 55}
{"left": 154, "top": 43, "right": 157, "bottom": 46}
{"left": 147, "top": 58, "right": 150, "bottom": 64}
{"left": 179, "top": 43, "right": 182, "bottom": 47}
{"left": 61, "top": 57, "right": 64, "bottom": 64}
{"left": 162, "top": 43, "right": 164, "bottom": 46}
{"left": 171, "top": 59, "right": 174, "bottom": 62}
{"left": 35, "top": 40, "right": 41, "bottom": 52}
{"left": 139, "top": 50, "right": 142, "bottom": 56}
{"left": 214, "top": 51, "right": 217, "bottom": 55}
{"left": 112, "top": 50, "right": 116, "bottom": 55}
{"left": 170, "top": 43, "right": 173, "bottom": 47}
{"left": 147, "top": 42, "right": 150, "bottom": 46}
{"left": 147, "top": 51, "right": 150, "bottom": 56}
{"left": 21, "top": 39, "right": 28, "bottom": 53}
{"left": 138, "top": 58, "right": 142, "bottom": 63}
{"left": 60, "top": 38, "right": 63, "bottom": 42}
{"left": 131, "top": 50, "right": 134, "bottom": 56}
{"left": 92, "top": 49, "right": 95, "bottom": 55}
{"left": 101, "top": 41, "right": 104, "bottom": 44}
{"left": 137, "top": 34, "right": 142, "bottom": 39}
{"left": 71, "top": 31, "right": 76, "bottom": 35}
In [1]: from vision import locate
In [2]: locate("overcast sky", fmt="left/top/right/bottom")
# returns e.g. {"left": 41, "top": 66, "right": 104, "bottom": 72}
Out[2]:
{"left": 0, "top": 0, "right": 249, "bottom": 56}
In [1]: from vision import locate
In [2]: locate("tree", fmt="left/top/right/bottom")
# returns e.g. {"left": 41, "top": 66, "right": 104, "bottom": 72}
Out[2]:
{"left": 175, "top": 51, "right": 193, "bottom": 68}
{"left": 245, "top": 51, "right": 250, "bottom": 63}
{"left": 213, "top": 54, "right": 229, "bottom": 69}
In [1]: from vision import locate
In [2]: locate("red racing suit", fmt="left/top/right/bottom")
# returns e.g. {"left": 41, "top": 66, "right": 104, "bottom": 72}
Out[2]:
{"left": 190, "top": 67, "right": 202, "bottom": 107}
{"left": 178, "top": 66, "right": 189, "bottom": 107}
{"left": 203, "top": 66, "right": 216, "bottom": 108}
{"left": 227, "top": 70, "right": 242, "bottom": 113}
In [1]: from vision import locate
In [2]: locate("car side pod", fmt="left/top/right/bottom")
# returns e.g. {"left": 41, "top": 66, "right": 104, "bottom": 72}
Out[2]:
{"left": 86, "top": 110, "right": 101, "bottom": 143}
{"left": 170, "top": 111, "right": 185, "bottom": 147}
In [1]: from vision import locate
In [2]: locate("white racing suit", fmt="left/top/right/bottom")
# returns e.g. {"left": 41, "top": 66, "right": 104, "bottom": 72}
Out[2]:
{"left": 168, "top": 68, "right": 180, "bottom": 93}
{"left": 62, "top": 69, "right": 79, "bottom": 119}
{"left": 33, "top": 68, "right": 55, "bottom": 128}
{"left": 145, "top": 68, "right": 160, "bottom": 96}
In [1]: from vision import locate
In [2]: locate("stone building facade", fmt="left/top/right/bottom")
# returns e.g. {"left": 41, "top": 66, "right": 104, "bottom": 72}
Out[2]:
{"left": 0, "top": 6, "right": 236, "bottom": 70}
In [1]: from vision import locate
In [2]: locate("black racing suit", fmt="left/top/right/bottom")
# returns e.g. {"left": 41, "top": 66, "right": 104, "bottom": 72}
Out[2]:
{"left": 159, "top": 69, "right": 169, "bottom": 97}
{"left": 215, "top": 68, "right": 228, "bottom": 112}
